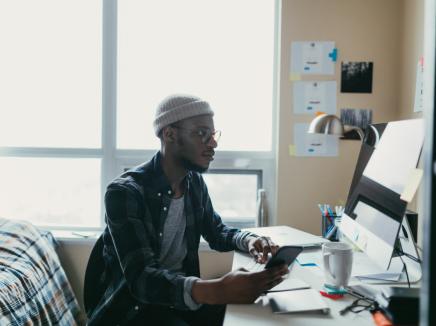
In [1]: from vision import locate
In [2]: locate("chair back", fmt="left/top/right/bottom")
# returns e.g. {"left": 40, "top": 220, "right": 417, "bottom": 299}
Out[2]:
{"left": 83, "top": 236, "right": 105, "bottom": 315}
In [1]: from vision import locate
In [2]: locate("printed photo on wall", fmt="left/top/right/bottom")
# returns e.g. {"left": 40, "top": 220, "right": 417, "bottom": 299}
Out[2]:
{"left": 340, "top": 108, "right": 373, "bottom": 140}
{"left": 341, "top": 61, "right": 373, "bottom": 93}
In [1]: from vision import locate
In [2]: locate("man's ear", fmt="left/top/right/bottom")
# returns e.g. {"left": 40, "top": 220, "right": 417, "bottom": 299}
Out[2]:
{"left": 162, "top": 126, "right": 176, "bottom": 143}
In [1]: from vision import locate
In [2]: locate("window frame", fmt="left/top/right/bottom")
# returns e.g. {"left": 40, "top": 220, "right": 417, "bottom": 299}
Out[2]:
{"left": 0, "top": 0, "right": 280, "bottom": 231}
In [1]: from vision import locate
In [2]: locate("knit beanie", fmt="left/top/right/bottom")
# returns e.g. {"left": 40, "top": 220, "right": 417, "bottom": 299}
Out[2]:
{"left": 153, "top": 94, "right": 214, "bottom": 136}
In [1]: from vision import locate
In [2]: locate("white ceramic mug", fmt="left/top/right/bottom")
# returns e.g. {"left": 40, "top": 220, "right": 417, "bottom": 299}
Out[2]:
{"left": 322, "top": 242, "right": 353, "bottom": 288}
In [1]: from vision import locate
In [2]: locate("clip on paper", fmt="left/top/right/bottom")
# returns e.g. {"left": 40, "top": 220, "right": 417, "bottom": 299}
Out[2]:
{"left": 328, "top": 48, "right": 338, "bottom": 62}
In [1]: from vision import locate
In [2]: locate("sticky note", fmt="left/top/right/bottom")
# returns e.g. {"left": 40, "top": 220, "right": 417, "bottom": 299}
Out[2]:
{"left": 328, "top": 48, "right": 338, "bottom": 62}
{"left": 290, "top": 73, "right": 301, "bottom": 81}
{"left": 289, "top": 144, "right": 296, "bottom": 156}
{"left": 401, "top": 168, "right": 424, "bottom": 202}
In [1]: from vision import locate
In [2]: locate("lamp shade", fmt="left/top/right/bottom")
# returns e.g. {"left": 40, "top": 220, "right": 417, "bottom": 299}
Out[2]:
{"left": 307, "top": 114, "right": 344, "bottom": 136}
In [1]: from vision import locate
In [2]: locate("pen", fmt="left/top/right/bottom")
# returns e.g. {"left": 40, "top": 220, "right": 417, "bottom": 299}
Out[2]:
{"left": 335, "top": 205, "right": 344, "bottom": 216}
{"left": 317, "top": 204, "right": 326, "bottom": 216}
{"left": 327, "top": 205, "right": 335, "bottom": 218}
{"left": 325, "top": 225, "right": 337, "bottom": 240}
{"left": 72, "top": 231, "right": 95, "bottom": 238}
{"left": 324, "top": 206, "right": 333, "bottom": 224}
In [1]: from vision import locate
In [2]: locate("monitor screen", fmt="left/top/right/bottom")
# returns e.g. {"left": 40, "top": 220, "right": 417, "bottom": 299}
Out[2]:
{"left": 363, "top": 119, "right": 424, "bottom": 195}
{"left": 341, "top": 119, "right": 424, "bottom": 270}
{"left": 345, "top": 123, "right": 386, "bottom": 214}
{"left": 353, "top": 201, "right": 401, "bottom": 269}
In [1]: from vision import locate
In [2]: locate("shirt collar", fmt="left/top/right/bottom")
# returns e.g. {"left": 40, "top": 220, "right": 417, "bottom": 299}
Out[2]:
{"left": 148, "top": 151, "right": 192, "bottom": 194}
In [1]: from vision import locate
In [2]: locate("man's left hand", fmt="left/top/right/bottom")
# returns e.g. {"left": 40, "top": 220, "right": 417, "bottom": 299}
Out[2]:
{"left": 248, "top": 236, "right": 279, "bottom": 264}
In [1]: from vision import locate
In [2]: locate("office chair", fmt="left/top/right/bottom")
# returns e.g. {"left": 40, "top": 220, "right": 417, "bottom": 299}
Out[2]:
{"left": 83, "top": 236, "right": 105, "bottom": 316}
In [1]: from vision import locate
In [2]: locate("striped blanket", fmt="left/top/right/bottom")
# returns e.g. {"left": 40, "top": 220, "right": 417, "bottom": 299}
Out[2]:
{"left": 0, "top": 218, "right": 84, "bottom": 325}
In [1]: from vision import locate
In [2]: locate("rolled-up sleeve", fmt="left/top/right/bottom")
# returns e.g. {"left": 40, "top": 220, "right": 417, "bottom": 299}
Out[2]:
{"left": 183, "top": 277, "right": 202, "bottom": 310}
{"left": 233, "top": 231, "right": 258, "bottom": 252}
{"left": 105, "top": 184, "right": 191, "bottom": 310}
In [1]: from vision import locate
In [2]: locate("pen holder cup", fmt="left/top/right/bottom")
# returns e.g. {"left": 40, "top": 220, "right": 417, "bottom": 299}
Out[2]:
{"left": 321, "top": 214, "right": 342, "bottom": 241}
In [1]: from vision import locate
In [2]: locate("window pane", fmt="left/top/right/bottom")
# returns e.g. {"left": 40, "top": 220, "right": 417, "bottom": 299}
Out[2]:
{"left": 118, "top": 0, "right": 274, "bottom": 151}
{"left": 0, "top": 157, "right": 101, "bottom": 227}
{"left": 0, "top": 0, "right": 102, "bottom": 148}
{"left": 203, "top": 173, "right": 257, "bottom": 221}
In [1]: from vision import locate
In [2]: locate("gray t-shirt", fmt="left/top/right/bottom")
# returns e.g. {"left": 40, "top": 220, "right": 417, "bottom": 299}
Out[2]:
{"left": 158, "top": 195, "right": 256, "bottom": 310}
{"left": 158, "top": 196, "right": 200, "bottom": 310}
{"left": 158, "top": 196, "right": 187, "bottom": 272}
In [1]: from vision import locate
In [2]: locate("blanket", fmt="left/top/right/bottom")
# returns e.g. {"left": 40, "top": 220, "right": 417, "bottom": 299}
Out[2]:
{"left": 0, "top": 218, "right": 84, "bottom": 325}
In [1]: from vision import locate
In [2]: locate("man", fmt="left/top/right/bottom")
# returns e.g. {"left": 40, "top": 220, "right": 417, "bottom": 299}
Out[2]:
{"left": 85, "top": 95, "right": 288, "bottom": 326}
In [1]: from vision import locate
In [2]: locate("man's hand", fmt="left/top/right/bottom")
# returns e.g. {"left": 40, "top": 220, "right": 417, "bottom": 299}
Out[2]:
{"left": 248, "top": 236, "right": 279, "bottom": 263}
{"left": 191, "top": 265, "right": 289, "bottom": 305}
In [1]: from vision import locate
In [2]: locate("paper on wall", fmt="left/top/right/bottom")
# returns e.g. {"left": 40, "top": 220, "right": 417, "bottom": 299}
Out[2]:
{"left": 400, "top": 168, "right": 423, "bottom": 202}
{"left": 290, "top": 41, "right": 336, "bottom": 75}
{"left": 413, "top": 57, "right": 424, "bottom": 113}
{"left": 293, "top": 81, "right": 337, "bottom": 115}
{"left": 294, "top": 123, "right": 338, "bottom": 157}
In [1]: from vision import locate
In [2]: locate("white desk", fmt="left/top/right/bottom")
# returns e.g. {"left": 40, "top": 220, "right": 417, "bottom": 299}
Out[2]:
{"left": 223, "top": 226, "right": 375, "bottom": 326}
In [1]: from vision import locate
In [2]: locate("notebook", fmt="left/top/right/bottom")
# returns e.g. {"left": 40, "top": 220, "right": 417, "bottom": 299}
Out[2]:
{"left": 267, "top": 289, "right": 330, "bottom": 314}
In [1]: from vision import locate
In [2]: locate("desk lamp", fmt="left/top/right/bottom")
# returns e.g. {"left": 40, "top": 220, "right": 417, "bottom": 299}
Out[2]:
{"left": 308, "top": 113, "right": 364, "bottom": 139}
{"left": 308, "top": 113, "right": 380, "bottom": 146}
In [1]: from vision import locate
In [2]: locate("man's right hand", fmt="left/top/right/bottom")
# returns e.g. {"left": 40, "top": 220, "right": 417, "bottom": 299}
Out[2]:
{"left": 191, "top": 264, "right": 289, "bottom": 305}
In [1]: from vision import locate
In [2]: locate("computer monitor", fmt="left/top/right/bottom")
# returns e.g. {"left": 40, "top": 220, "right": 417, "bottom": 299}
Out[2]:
{"left": 340, "top": 119, "right": 424, "bottom": 272}
{"left": 341, "top": 199, "right": 403, "bottom": 270}
{"left": 344, "top": 123, "right": 386, "bottom": 214}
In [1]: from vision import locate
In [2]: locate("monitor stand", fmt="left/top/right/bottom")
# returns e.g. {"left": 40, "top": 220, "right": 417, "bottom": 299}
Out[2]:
{"left": 340, "top": 215, "right": 422, "bottom": 284}
{"left": 390, "top": 217, "right": 422, "bottom": 283}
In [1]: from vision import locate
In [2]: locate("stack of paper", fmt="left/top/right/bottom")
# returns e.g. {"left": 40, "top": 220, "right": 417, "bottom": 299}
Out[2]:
{"left": 267, "top": 289, "right": 330, "bottom": 314}
{"left": 352, "top": 252, "right": 403, "bottom": 282}
{"left": 244, "top": 226, "right": 328, "bottom": 248}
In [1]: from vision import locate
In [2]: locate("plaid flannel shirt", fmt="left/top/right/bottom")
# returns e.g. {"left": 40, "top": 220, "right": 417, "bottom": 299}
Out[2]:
{"left": 86, "top": 151, "right": 254, "bottom": 325}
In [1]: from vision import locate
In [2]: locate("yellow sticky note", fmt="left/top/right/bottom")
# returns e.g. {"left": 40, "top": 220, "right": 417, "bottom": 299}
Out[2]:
{"left": 400, "top": 168, "right": 424, "bottom": 202}
{"left": 289, "top": 73, "right": 301, "bottom": 81}
{"left": 289, "top": 144, "right": 296, "bottom": 156}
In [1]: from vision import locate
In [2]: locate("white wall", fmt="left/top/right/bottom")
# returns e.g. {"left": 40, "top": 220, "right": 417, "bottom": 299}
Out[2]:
{"left": 57, "top": 238, "right": 233, "bottom": 312}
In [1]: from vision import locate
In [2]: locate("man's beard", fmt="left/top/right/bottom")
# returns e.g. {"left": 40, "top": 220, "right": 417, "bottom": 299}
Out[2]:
{"left": 181, "top": 156, "right": 208, "bottom": 173}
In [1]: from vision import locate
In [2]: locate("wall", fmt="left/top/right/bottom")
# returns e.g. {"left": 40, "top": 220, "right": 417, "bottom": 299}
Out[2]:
{"left": 276, "top": 0, "right": 406, "bottom": 234}
{"left": 399, "top": 0, "right": 424, "bottom": 120}
{"left": 397, "top": 0, "right": 425, "bottom": 245}
{"left": 57, "top": 239, "right": 233, "bottom": 312}
{"left": 56, "top": 239, "right": 94, "bottom": 313}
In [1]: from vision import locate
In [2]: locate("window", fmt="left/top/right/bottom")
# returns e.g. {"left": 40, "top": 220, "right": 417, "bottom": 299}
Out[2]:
{"left": 0, "top": 0, "right": 102, "bottom": 148}
{"left": 0, "top": 0, "right": 278, "bottom": 230}
{"left": 0, "top": 0, "right": 102, "bottom": 228}
{"left": 0, "top": 157, "right": 101, "bottom": 227}
{"left": 117, "top": 0, "right": 275, "bottom": 152}
{"left": 203, "top": 171, "right": 261, "bottom": 228}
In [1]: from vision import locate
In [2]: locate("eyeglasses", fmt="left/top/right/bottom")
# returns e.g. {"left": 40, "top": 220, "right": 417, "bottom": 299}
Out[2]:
{"left": 339, "top": 298, "right": 378, "bottom": 315}
{"left": 172, "top": 126, "right": 221, "bottom": 144}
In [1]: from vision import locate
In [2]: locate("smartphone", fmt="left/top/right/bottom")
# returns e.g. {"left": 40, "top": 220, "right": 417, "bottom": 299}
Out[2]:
{"left": 265, "top": 245, "right": 303, "bottom": 269}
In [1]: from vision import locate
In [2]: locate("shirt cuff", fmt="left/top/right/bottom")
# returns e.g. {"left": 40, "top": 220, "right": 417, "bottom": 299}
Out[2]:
{"left": 183, "top": 276, "right": 202, "bottom": 311}
{"left": 233, "top": 231, "right": 258, "bottom": 252}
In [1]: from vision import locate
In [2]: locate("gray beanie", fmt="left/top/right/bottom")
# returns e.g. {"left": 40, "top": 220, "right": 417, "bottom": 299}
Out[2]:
{"left": 153, "top": 94, "right": 214, "bottom": 136}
